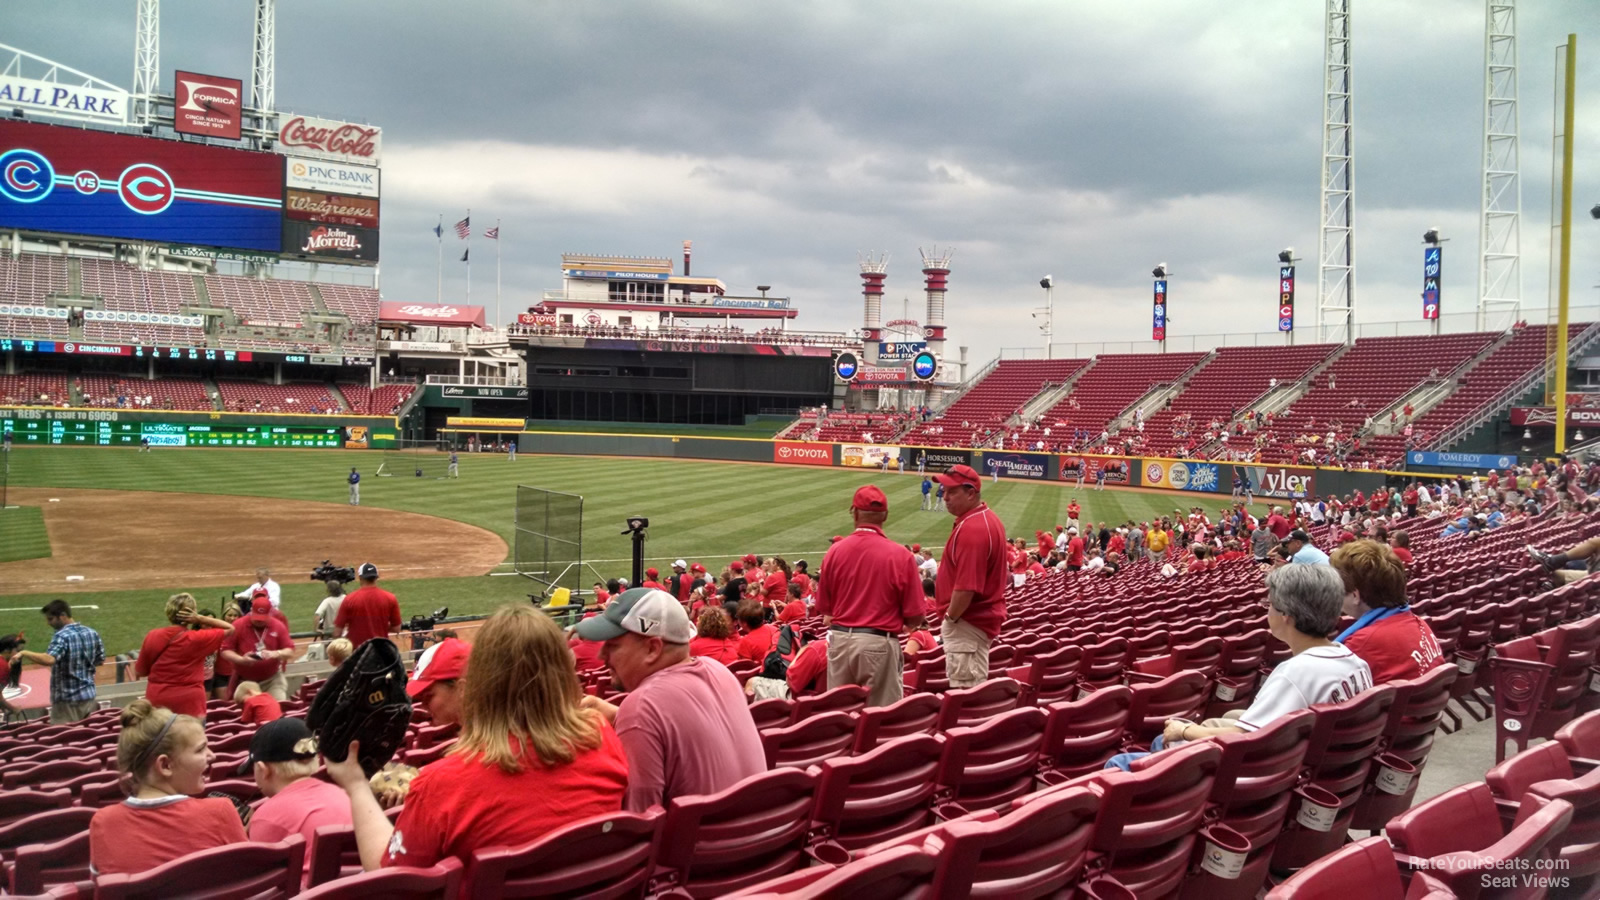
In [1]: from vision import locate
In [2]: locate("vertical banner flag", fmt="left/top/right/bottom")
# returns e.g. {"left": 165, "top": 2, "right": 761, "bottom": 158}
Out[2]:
{"left": 1278, "top": 265, "right": 1295, "bottom": 332}
{"left": 1422, "top": 246, "right": 1441, "bottom": 320}
{"left": 1152, "top": 279, "right": 1167, "bottom": 341}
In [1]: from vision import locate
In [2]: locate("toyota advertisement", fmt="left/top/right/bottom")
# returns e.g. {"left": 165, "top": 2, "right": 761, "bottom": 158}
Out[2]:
{"left": 772, "top": 441, "right": 833, "bottom": 466}
{"left": 0, "top": 120, "right": 283, "bottom": 252}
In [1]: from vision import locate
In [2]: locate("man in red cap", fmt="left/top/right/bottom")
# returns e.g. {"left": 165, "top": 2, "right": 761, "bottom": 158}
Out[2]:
{"left": 642, "top": 567, "right": 665, "bottom": 590}
{"left": 815, "top": 484, "right": 926, "bottom": 707}
{"left": 220, "top": 595, "right": 296, "bottom": 700}
{"left": 932, "top": 464, "right": 1008, "bottom": 689}
{"left": 407, "top": 638, "right": 470, "bottom": 728}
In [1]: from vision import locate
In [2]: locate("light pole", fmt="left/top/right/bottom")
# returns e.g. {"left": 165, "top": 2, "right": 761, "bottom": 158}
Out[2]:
{"left": 1422, "top": 228, "right": 1445, "bottom": 335}
{"left": 1038, "top": 276, "right": 1054, "bottom": 359}
{"left": 1152, "top": 264, "right": 1169, "bottom": 353}
{"left": 1278, "top": 248, "right": 1298, "bottom": 346}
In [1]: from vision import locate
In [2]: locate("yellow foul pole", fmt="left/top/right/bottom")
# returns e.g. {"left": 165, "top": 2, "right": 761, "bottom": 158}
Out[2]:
{"left": 1554, "top": 34, "right": 1576, "bottom": 456}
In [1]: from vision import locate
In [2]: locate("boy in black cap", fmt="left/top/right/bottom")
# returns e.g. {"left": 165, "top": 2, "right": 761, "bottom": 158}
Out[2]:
{"left": 244, "top": 718, "right": 352, "bottom": 882}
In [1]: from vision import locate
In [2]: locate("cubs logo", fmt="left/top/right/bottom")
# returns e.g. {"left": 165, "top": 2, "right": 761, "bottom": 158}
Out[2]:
{"left": 0, "top": 149, "right": 53, "bottom": 203}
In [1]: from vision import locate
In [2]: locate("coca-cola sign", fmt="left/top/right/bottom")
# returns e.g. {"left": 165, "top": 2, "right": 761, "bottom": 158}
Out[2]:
{"left": 276, "top": 114, "right": 382, "bottom": 163}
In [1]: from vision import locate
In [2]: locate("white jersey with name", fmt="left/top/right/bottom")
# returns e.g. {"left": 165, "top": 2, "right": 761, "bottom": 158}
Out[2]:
{"left": 1237, "top": 645, "right": 1373, "bottom": 731}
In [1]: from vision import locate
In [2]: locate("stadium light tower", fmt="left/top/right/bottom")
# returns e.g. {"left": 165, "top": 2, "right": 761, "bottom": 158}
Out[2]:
{"left": 1478, "top": 0, "right": 1523, "bottom": 331}
{"left": 1037, "top": 275, "right": 1054, "bottom": 359}
{"left": 132, "top": 0, "right": 159, "bottom": 127}
{"left": 249, "top": 0, "right": 277, "bottom": 137}
{"left": 1318, "top": 0, "right": 1356, "bottom": 344}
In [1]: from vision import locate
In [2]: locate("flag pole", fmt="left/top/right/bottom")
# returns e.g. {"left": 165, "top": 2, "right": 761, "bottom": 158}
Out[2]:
{"left": 495, "top": 217, "right": 502, "bottom": 329}
{"left": 434, "top": 214, "right": 442, "bottom": 303}
{"left": 465, "top": 208, "right": 472, "bottom": 306}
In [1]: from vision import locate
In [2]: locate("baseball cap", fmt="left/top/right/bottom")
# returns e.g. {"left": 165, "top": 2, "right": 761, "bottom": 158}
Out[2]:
{"left": 406, "top": 638, "right": 470, "bottom": 698}
{"left": 646, "top": 567, "right": 660, "bottom": 579}
{"left": 575, "top": 588, "right": 697, "bottom": 644}
{"left": 911, "top": 543, "right": 921, "bottom": 553}
{"left": 690, "top": 563, "right": 706, "bottom": 573}
{"left": 852, "top": 485, "right": 888, "bottom": 511}
{"left": 1285, "top": 529, "right": 1313, "bottom": 543}
{"left": 358, "top": 562, "right": 379, "bottom": 579}
{"left": 729, "top": 561, "right": 745, "bottom": 573}
{"left": 935, "top": 464, "right": 982, "bottom": 490}
{"left": 672, "top": 559, "right": 688, "bottom": 570}
{"left": 236, "top": 717, "right": 318, "bottom": 775}
{"left": 249, "top": 596, "right": 273, "bottom": 624}
{"left": 742, "top": 553, "right": 759, "bottom": 568}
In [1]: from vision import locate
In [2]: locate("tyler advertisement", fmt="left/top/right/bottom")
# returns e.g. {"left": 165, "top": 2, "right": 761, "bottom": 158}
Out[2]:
{"left": 1059, "top": 455, "right": 1132, "bottom": 484}
{"left": 1143, "top": 459, "right": 1221, "bottom": 493}
{"left": 840, "top": 443, "right": 900, "bottom": 468}
{"left": 982, "top": 451, "right": 1049, "bottom": 481}
{"left": 772, "top": 441, "right": 833, "bottom": 466}
{"left": 1232, "top": 464, "right": 1316, "bottom": 499}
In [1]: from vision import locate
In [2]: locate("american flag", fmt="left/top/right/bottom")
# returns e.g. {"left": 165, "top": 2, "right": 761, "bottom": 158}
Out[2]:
{"left": 484, "top": 226, "right": 499, "bottom": 240}
{"left": 453, "top": 217, "right": 470, "bottom": 239}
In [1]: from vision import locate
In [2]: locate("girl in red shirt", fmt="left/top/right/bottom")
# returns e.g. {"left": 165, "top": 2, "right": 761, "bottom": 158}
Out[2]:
{"left": 329, "top": 605, "right": 627, "bottom": 894}
{"left": 689, "top": 608, "right": 741, "bottom": 665}
{"left": 210, "top": 604, "right": 242, "bottom": 700}
{"left": 89, "top": 699, "right": 246, "bottom": 877}
{"left": 761, "top": 557, "right": 791, "bottom": 605}
{"left": 136, "top": 593, "right": 234, "bottom": 720}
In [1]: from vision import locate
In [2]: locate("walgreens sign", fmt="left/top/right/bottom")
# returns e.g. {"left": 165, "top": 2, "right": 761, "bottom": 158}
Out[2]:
{"left": 773, "top": 441, "right": 832, "bottom": 466}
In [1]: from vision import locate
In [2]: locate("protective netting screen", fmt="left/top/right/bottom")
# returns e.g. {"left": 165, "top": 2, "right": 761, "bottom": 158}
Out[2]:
{"left": 514, "top": 485, "right": 584, "bottom": 595}
{"left": 378, "top": 447, "right": 449, "bottom": 478}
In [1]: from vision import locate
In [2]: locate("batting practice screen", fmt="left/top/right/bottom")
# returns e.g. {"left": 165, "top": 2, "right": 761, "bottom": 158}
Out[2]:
{"left": 377, "top": 446, "right": 448, "bottom": 478}
{"left": 514, "top": 485, "right": 584, "bottom": 596}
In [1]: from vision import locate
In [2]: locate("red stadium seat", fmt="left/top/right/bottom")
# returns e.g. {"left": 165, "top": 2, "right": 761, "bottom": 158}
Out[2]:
{"left": 808, "top": 733, "right": 943, "bottom": 852}
{"left": 1123, "top": 670, "right": 1209, "bottom": 749}
{"left": 931, "top": 707, "right": 1048, "bottom": 818}
{"left": 650, "top": 768, "right": 820, "bottom": 897}
{"left": 1264, "top": 836, "right": 1454, "bottom": 900}
{"left": 294, "top": 858, "right": 463, "bottom": 899}
{"left": 7, "top": 830, "right": 90, "bottom": 896}
{"left": 305, "top": 825, "right": 362, "bottom": 889}
{"left": 791, "top": 685, "right": 867, "bottom": 721}
{"left": 0, "top": 809, "right": 94, "bottom": 863}
{"left": 0, "top": 761, "right": 100, "bottom": 791}
{"left": 1037, "top": 685, "right": 1134, "bottom": 784}
{"left": 1350, "top": 663, "right": 1460, "bottom": 830}
{"left": 932, "top": 783, "right": 1108, "bottom": 897}
{"left": 1556, "top": 709, "right": 1600, "bottom": 765}
{"left": 850, "top": 694, "right": 940, "bottom": 755}
{"left": 934, "top": 677, "right": 1022, "bottom": 731}
{"left": 93, "top": 836, "right": 305, "bottom": 900}
{"left": 1077, "top": 740, "right": 1223, "bottom": 899}
{"left": 1387, "top": 784, "right": 1575, "bottom": 900}
{"left": 1011, "top": 642, "right": 1083, "bottom": 706}
{"left": 760, "top": 711, "right": 858, "bottom": 770}
{"left": 1485, "top": 741, "right": 1600, "bottom": 889}
{"left": 0, "top": 789, "right": 72, "bottom": 829}
{"left": 464, "top": 809, "right": 662, "bottom": 899}
{"left": 721, "top": 845, "right": 938, "bottom": 899}
{"left": 747, "top": 698, "right": 796, "bottom": 730}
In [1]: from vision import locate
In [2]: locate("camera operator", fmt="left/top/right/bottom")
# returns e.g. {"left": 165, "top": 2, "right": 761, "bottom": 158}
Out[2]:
{"left": 234, "top": 567, "right": 281, "bottom": 610}
{"left": 314, "top": 580, "right": 347, "bottom": 640}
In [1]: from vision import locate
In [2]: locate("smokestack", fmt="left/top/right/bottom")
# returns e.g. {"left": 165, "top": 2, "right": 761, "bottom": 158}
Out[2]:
{"left": 683, "top": 240, "right": 692, "bottom": 277}
{"left": 919, "top": 246, "right": 952, "bottom": 400}
{"left": 859, "top": 252, "right": 887, "bottom": 366}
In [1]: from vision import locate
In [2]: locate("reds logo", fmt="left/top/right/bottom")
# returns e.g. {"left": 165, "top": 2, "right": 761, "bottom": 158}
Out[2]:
{"left": 117, "top": 163, "right": 174, "bottom": 214}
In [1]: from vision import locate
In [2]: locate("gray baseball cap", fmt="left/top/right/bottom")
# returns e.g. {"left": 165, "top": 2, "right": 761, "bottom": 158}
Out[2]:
{"left": 574, "top": 588, "right": 696, "bottom": 644}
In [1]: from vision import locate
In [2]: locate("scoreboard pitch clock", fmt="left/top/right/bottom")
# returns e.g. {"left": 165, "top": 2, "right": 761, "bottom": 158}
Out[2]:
{"left": 0, "top": 418, "right": 343, "bottom": 448}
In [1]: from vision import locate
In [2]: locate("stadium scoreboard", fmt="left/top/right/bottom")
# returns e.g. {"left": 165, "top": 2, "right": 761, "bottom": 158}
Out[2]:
{"left": 0, "top": 418, "right": 342, "bottom": 448}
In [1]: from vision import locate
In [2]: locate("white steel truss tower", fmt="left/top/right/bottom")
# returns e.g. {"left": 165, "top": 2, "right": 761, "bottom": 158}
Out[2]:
{"left": 1318, "top": 0, "right": 1356, "bottom": 344}
{"left": 250, "top": 0, "right": 276, "bottom": 123}
{"left": 1478, "top": 0, "right": 1522, "bottom": 329}
{"left": 131, "top": 0, "right": 158, "bottom": 126}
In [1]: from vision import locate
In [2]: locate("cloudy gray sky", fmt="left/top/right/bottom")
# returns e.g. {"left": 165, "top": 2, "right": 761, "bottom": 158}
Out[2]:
{"left": 11, "top": 0, "right": 1600, "bottom": 364}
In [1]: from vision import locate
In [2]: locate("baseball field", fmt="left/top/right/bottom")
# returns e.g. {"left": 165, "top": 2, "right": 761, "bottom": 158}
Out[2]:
{"left": 0, "top": 444, "right": 1273, "bottom": 655}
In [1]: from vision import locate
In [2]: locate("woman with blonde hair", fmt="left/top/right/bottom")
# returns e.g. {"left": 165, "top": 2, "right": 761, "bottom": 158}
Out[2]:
{"left": 88, "top": 700, "right": 245, "bottom": 876}
{"left": 136, "top": 593, "right": 233, "bottom": 719}
{"left": 328, "top": 604, "right": 627, "bottom": 883}
{"left": 210, "top": 604, "right": 243, "bottom": 700}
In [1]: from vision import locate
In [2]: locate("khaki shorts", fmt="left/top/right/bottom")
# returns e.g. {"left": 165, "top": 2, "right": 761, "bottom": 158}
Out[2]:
{"left": 827, "top": 631, "right": 904, "bottom": 708}
{"left": 50, "top": 699, "right": 97, "bottom": 724}
{"left": 941, "top": 617, "right": 991, "bottom": 690}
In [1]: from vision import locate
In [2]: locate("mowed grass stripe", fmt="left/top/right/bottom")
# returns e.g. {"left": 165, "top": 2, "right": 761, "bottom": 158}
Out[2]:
{"left": 0, "top": 506, "right": 51, "bottom": 563}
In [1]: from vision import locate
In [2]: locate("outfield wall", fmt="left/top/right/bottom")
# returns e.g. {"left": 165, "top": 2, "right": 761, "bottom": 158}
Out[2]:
{"left": 507, "top": 430, "right": 1436, "bottom": 499}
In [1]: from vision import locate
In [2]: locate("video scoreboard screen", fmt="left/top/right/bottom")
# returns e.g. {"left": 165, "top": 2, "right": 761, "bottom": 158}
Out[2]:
{"left": 0, "top": 418, "right": 342, "bottom": 448}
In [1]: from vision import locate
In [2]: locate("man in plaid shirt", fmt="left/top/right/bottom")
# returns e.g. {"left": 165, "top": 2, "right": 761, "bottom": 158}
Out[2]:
{"left": 16, "top": 600, "right": 104, "bottom": 722}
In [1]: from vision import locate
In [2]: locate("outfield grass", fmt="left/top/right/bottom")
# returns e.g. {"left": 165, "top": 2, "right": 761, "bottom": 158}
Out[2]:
{"left": 0, "top": 445, "right": 1274, "bottom": 653}
{"left": 0, "top": 505, "right": 50, "bottom": 563}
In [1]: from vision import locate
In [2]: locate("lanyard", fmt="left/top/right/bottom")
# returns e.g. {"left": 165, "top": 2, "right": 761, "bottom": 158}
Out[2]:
{"left": 1336, "top": 605, "right": 1409, "bottom": 643}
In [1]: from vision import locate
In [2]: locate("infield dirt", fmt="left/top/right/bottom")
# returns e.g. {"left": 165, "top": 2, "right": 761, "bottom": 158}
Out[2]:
{"left": 0, "top": 488, "right": 507, "bottom": 595}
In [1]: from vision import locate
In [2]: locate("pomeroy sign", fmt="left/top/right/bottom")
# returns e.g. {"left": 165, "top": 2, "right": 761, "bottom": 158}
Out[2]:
{"left": 277, "top": 115, "right": 381, "bottom": 163}
{"left": 173, "top": 71, "right": 242, "bottom": 140}
{"left": 772, "top": 441, "right": 832, "bottom": 466}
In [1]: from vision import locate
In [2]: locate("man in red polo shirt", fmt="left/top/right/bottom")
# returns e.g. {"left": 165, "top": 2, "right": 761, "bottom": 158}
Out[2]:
{"left": 220, "top": 596, "right": 296, "bottom": 700}
{"left": 933, "top": 464, "right": 1009, "bottom": 689}
{"left": 815, "top": 485, "right": 926, "bottom": 707}
{"left": 335, "top": 563, "right": 401, "bottom": 648}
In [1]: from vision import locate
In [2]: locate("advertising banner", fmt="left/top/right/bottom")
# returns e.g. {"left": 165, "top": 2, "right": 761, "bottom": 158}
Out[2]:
{"left": 878, "top": 341, "right": 927, "bottom": 361}
{"left": 1422, "top": 246, "right": 1441, "bottom": 320}
{"left": 711, "top": 296, "right": 789, "bottom": 309}
{"left": 1510, "top": 407, "right": 1600, "bottom": 427}
{"left": 1279, "top": 265, "right": 1296, "bottom": 332}
{"left": 284, "top": 190, "right": 379, "bottom": 228}
{"left": 0, "top": 75, "right": 128, "bottom": 126}
{"left": 1059, "top": 455, "right": 1132, "bottom": 484}
{"left": 517, "top": 312, "right": 557, "bottom": 326}
{"left": 444, "top": 416, "right": 524, "bottom": 429}
{"left": 1152, "top": 279, "right": 1167, "bottom": 341}
{"left": 379, "top": 302, "right": 486, "bottom": 327}
{"left": 983, "top": 451, "right": 1050, "bottom": 481}
{"left": 438, "top": 385, "right": 530, "bottom": 399}
{"left": 915, "top": 448, "right": 972, "bottom": 471}
{"left": 173, "top": 71, "right": 243, "bottom": 139}
{"left": 284, "top": 156, "right": 379, "bottom": 199}
{"left": 0, "top": 120, "right": 283, "bottom": 252}
{"left": 772, "top": 441, "right": 833, "bottom": 466}
{"left": 1142, "top": 459, "right": 1221, "bottom": 493}
{"left": 1233, "top": 464, "right": 1317, "bottom": 499}
{"left": 281, "top": 219, "right": 378, "bottom": 264}
{"left": 854, "top": 365, "right": 906, "bottom": 383}
{"left": 276, "top": 115, "right": 381, "bottom": 164}
{"left": 840, "top": 443, "right": 899, "bottom": 468}
{"left": 1407, "top": 451, "right": 1518, "bottom": 470}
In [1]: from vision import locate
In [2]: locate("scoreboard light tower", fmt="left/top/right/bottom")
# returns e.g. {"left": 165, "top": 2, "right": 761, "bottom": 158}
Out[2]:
{"left": 1151, "top": 264, "right": 1169, "bottom": 353}
{"left": 1278, "top": 248, "right": 1299, "bottom": 346}
{"left": 1318, "top": 0, "right": 1357, "bottom": 344}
